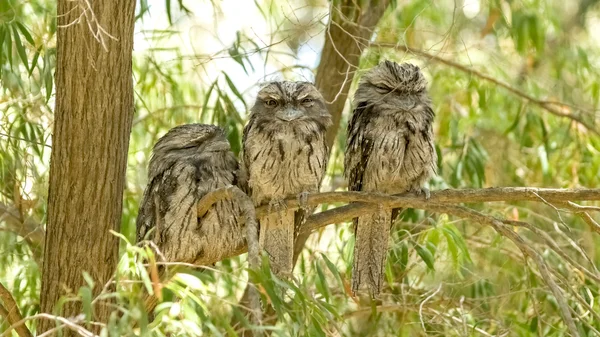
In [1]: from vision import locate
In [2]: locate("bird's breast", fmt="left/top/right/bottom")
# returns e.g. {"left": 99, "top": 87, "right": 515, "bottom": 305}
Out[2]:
{"left": 246, "top": 128, "right": 327, "bottom": 205}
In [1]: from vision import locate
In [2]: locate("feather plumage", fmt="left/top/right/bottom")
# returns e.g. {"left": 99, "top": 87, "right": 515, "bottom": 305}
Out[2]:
{"left": 136, "top": 124, "right": 246, "bottom": 265}
{"left": 345, "top": 61, "right": 437, "bottom": 296}
{"left": 241, "top": 81, "right": 331, "bottom": 276}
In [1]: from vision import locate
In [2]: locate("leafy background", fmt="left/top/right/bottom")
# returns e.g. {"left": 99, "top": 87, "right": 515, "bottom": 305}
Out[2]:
{"left": 1, "top": 0, "right": 599, "bottom": 335}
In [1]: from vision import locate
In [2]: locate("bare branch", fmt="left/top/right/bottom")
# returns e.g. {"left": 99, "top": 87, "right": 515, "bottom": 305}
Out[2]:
{"left": 189, "top": 187, "right": 600, "bottom": 266}
{"left": 422, "top": 204, "right": 579, "bottom": 337}
{"left": 503, "top": 219, "right": 600, "bottom": 283}
{"left": 258, "top": 188, "right": 600, "bottom": 219}
{"left": 0, "top": 282, "right": 33, "bottom": 337}
{"left": 1, "top": 313, "right": 96, "bottom": 337}
{"left": 0, "top": 202, "right": 45, "bottom": 262}
{"left": 185, "top": 187, "right": 597, "bottom": 333}
{"left": 555, "top": 201, "right": 600, "bottom": 234}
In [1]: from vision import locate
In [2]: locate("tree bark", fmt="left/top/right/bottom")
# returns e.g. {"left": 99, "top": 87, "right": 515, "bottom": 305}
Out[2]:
{"left": 40, "top": 0, "right": 136, "bottom": 333}
{"left": 315, "top": 0, "right": 391, "bottom": 150}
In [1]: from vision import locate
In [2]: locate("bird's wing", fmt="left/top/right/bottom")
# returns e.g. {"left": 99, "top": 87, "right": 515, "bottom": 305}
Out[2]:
{"left": 136, "top": 159, "right": 204, "bottom": 260}
{"left": 424, "top": 105, "right": 438, "bottom": 176}
{"left": 136, "top": 169, "right": 168, "bottom": 244}
{"left": 345, "top": 101, "right": 374, "bottom": 192}
{"left": 239, "top": 117, "right": 256, "bottom": 196}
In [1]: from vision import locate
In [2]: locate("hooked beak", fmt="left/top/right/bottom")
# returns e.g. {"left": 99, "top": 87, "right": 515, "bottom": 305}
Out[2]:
{"left": 279, "top": 108, "right": 303, "bottom": 121}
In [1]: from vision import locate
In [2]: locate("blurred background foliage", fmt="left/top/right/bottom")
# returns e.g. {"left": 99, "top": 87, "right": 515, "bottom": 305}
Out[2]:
{"left": 1, "top": 0, "right": 600, "bottom": 335}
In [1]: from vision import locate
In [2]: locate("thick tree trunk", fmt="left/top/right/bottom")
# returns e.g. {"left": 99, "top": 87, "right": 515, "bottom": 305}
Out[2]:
{"left": 40, "top": 0, "right": 136, "bottom": 333}
{"left": 315, "top": 0, "right": 391, "bottom": 150}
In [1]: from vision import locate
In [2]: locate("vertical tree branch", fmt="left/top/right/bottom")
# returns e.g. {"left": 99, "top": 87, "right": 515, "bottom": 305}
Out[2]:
{"left": 315, "top": 0, "right": 391, "bottom": 150}
{"left": 0, "top": 282, "right": 32, "bottom": 337}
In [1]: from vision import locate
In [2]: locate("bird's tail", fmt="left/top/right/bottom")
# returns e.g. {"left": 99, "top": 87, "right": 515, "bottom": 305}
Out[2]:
{"left": 352, "top": 208, "right": 392, "bottom": 297}
{"left": 260, "top": 209, "right": 295, "bottom": 277}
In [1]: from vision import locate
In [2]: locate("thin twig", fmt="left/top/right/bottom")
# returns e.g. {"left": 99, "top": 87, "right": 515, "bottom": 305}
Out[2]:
{"left": 428, "top": 205, "right": 580, "bottom": 337}
{"left": 419, "top": 284, "right": 442, "bottom": 332}
{"left": 375, "top": 43, "right": 600, "bottom": 136}
{"left": 503, "top": 220, "right": 600, "bottom": 283}
{"left": 556, "top": 201, "right": 600, "bottom": 234}
{"left": 1, "top": 313, "right": 95, "bottom": 337}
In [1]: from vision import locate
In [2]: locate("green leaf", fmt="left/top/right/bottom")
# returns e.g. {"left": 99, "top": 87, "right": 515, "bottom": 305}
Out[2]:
{"left": 223, "top": 71, "right": 246, "bottom": 107}
{"left": 442, "top": 224, "right": 472, "bottom": 263}
{"left": 514, "top": 12, "right": 528, "bottom": 54}
{"left": 44, "top": 54, "right": 53, "bottom": 101}
{"left": 15, "top": 21, "right": 34, "bottom": 46}
{"left": 78, "top": 286, "right": 93, "bottom": 322}
{"left": 219, "top": 90, "right": 244, "bottom": 124}
{"left": 200, "top": 80, "right": 217, "bottom": 121}
{"left": 320, "top": 253, "right": 343, "bottom": 286}
{"left": 82, "top": 271, "right": 95, "bottom": 289}
{"left": 413, "top": 242, "right": 435, "bottom": 270}
{"left": 443, "top": 228, "right": 459, "bottom": 267}
{"left": 226, "top": 121, "right": 241, "bottom": 156}
{"left": 135, "top": 0, "right": 150, "bottom": 21}
{"left": 166, "top": 0, "right": 173, "bottom": 25}
{"left": 399, "top": 241, "right": 408, "bottom": 271}
{"left": 5, "top": 27, "right": 12, "bottom": 67}
{"left": 12, "top": 25, "right": 29, "bottom": 72}
{"left": 28, "top": 45, "right": 41, "bottom": 76}
{"left": 0, "top": 26, "right": 6, "bottom": 52}
{"left": 529, "top": 15, "right": 544, "bottom": 53}
{"left": 315, "top": 262, "right": 330, "bottom": 301}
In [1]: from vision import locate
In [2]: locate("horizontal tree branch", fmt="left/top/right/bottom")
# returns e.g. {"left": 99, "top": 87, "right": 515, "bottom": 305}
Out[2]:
{"left": 375, "top": 42, "right": 600, "bottom": 136}
{"left": 187, "top": 187, "right": 599, "bottom": 266}
{"left": 257, "top": 187, "right": 600, "bottom": 216}
{"left": 186, "top": 186, "right": 594, "bottom": 335}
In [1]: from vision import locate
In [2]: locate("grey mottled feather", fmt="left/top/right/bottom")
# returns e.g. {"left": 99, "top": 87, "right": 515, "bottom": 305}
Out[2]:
{"left": 241, "top": 81, "right": 331, "bottom": 276}
{"left": 136, "top": 124, "right": 246, "bottom": 265}
{"left": 345, "top": 61, "right": 437, "bottom": 296}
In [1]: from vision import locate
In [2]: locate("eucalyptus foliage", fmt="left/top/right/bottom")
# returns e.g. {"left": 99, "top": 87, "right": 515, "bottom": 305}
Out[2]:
{"left": 1, "top": 0, "right": 599, "bottom": 336}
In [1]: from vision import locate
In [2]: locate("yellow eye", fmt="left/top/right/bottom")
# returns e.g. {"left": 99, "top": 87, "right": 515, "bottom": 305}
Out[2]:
{"left": 266, "top": 99, "right": 278, "bottom": 107}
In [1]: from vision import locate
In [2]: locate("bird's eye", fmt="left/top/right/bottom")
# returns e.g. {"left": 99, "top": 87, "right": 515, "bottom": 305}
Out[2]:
{"left": 265, "top": 99, "right": 278, "bottom": 107}
{"left": 301, "top": 98, "right": 314, "bottom": 104}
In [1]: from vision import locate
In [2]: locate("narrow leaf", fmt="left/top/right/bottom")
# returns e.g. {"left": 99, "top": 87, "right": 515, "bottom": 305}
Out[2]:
{"left": 166, "top": 0, "right": 173, "bottom": 25}
{"left": 12, "top": 25, "right": 29, "bottom": 71}
{"left": 15, "top": 21, "right": 34, "bottom": 45}
{"left": 78, "top": 286, "right": 93, "bottom": 322}
{"left": 28, "top": 45, "right": 41, "bottom": 76}
{"left": 414, "top": 242, "right": 435, "bottom": 270}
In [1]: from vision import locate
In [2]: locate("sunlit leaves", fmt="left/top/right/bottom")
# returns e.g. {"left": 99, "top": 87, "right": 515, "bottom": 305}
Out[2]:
{"left": 511, "top": 10, "right": 545, "bottom": 55}
{"left": 0, "top": 0, "right": 599, "bottom": 336}
{"left": 448, "top": 137, "right": 488, "bottom": 188}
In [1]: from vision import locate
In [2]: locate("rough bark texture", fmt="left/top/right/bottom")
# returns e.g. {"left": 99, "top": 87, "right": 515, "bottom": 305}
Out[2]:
{"left": 40, "top": 0, "right": 136, "bottom": 333}
{"left": 314, "top": 0, "right": 391, "bottom": 150}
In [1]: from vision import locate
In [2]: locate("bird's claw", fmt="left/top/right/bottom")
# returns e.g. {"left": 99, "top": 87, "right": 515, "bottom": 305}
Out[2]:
{"left": 297, "top": 191, "right": 310, "bottom": 211}
{"left": 416, "top": 187, "right": 431, "bottom": 200}
{"left": 268, "top": 198, "right": 287, "bottom": 215}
